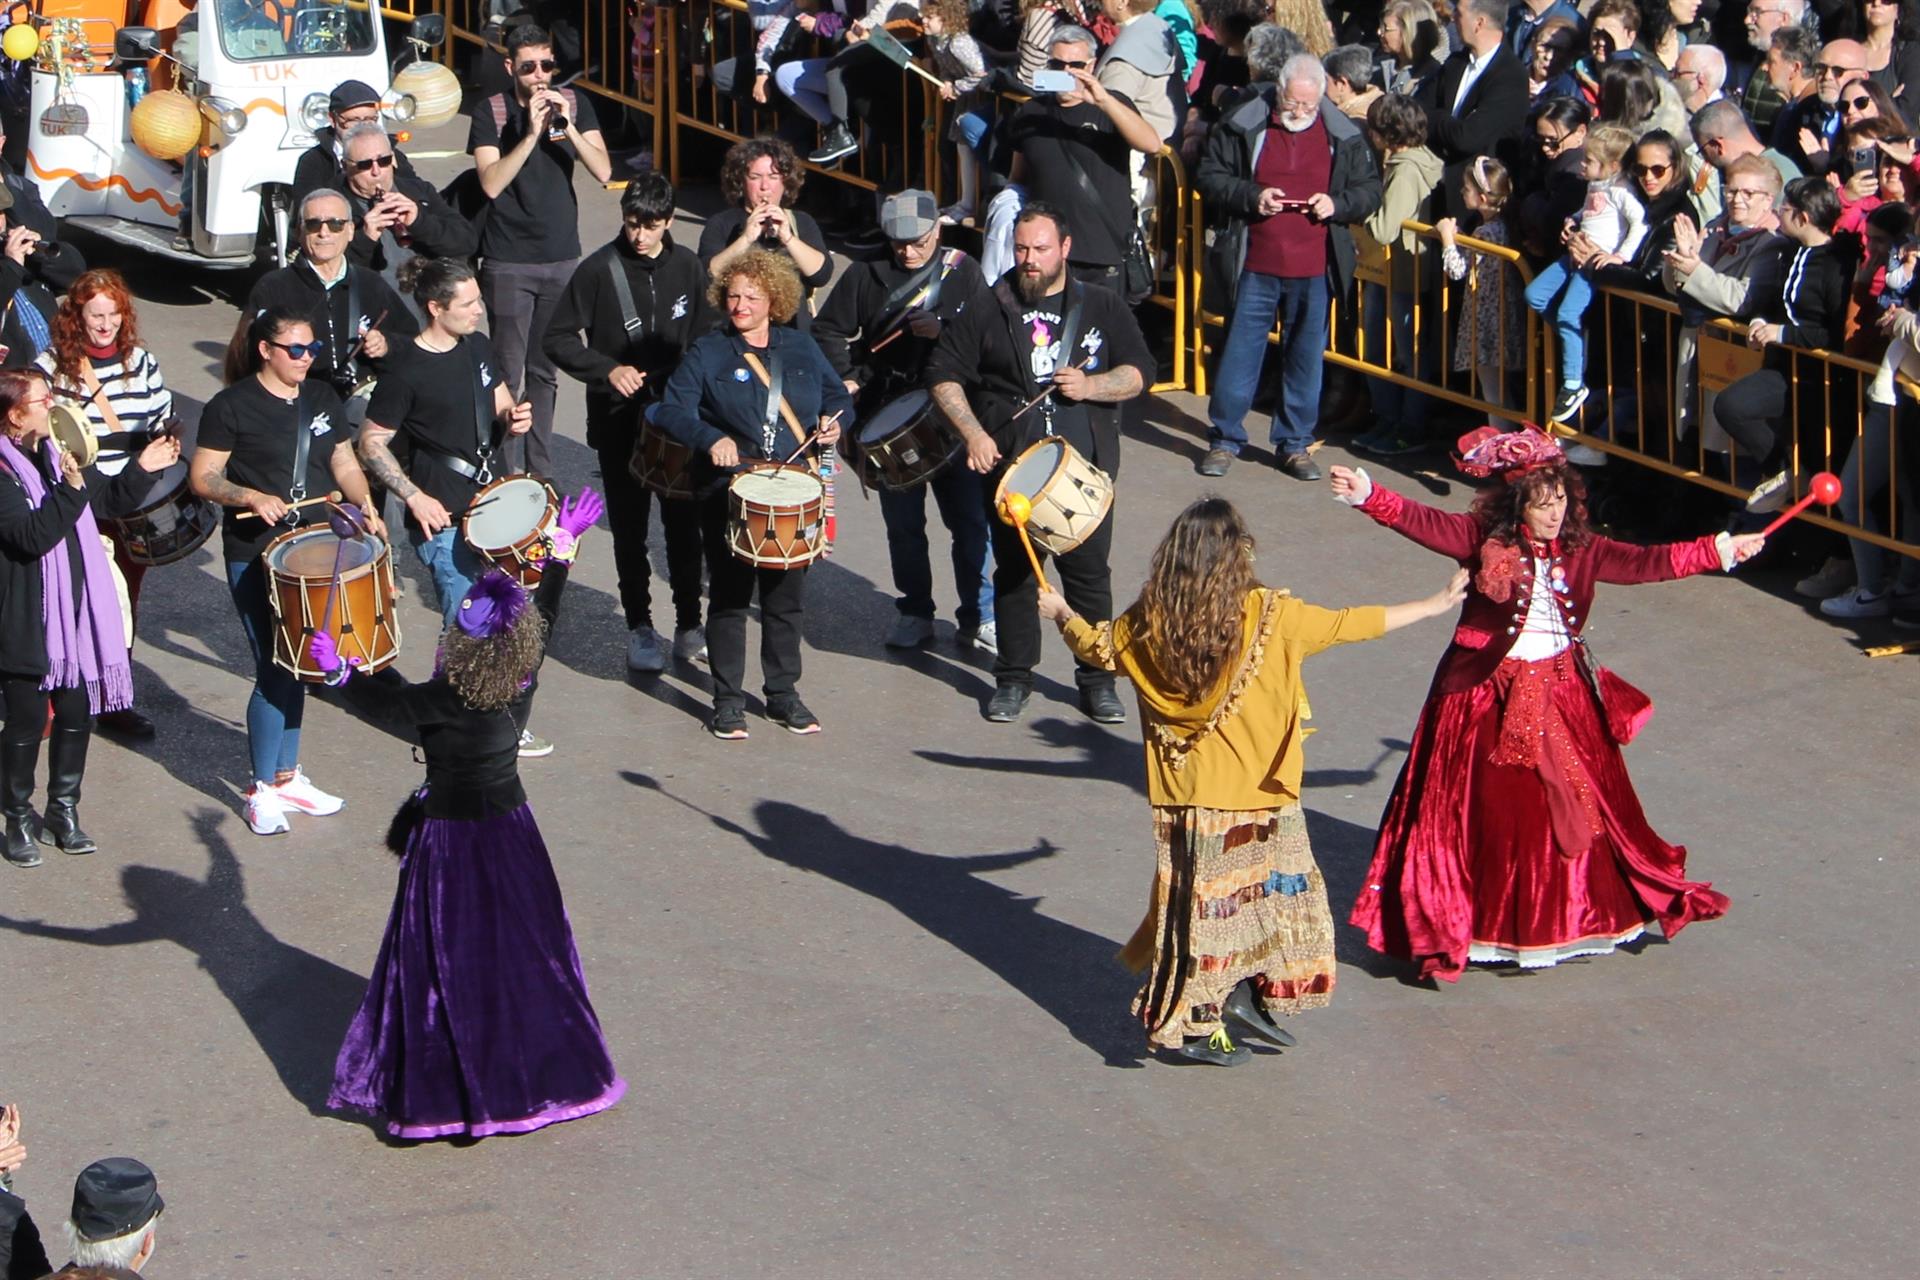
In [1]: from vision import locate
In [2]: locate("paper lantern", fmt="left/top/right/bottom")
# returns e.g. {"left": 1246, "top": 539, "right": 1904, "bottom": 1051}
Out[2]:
{"left": 1, "top": 23, "right": 38, "bottom": 62}
{"left": 391, "top": 61, "right": 460, "bottom": 128}
{"left": 131, "top": 89, "right": 201, "bottom": 161}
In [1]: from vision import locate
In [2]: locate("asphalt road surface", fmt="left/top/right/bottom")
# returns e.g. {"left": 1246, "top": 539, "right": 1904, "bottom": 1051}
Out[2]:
{"left": 1, "top": 117, "right": 1914, "bottom": 1280}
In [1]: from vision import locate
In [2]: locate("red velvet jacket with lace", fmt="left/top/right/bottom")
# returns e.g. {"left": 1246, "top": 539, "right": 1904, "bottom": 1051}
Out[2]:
{"left": 1356, "top": 482, "right": 1726, "bottom": 695}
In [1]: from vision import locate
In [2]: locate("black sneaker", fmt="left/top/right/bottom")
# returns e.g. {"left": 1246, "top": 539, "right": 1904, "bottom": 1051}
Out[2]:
{"left": 808, "top": 124, "right": 858, "bottom": 165}
{"left": 1170, "top": 1028, "right": 1253, "bottom": 1066}
{"left": 1079, "top": 684, "right": 1127, "bottom": 724}
{"left": 984, "top": 683, "right": 1030, "bottom": 722}
{"left": 710, "top": 705, "right": 750, "bottom": 740}
{"left": 1549, "top": 385, "right": 1590, "bottom": 423}
{"left": 1196, "top": 447, "right": 1235, "bottom": 477}
{"left": 1277, "top": 451, "right": 1323, "bottom": 482}
{"left": 765, "top": 695, "right": 821, "bottom": 735}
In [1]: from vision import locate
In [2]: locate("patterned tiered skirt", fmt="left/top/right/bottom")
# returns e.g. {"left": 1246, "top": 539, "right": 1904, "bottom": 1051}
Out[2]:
{"left": 1121, "top": 803, "right": 1336, "bottom": 1049}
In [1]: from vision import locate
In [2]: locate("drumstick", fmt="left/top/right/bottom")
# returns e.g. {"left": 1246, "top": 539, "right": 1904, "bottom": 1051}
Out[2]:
{"left": 1007, "top": 356, "right": 1093, "bottom": 425}
{"left": 783, "top": 412, "right": 842, "bottom": 464}
{"left": 342, "top": 309, "right": 389, "bottom": 364}
{"left": 999, "top": 493, "right": 1050, "bottom": 593}
{"left": 237, "top": 490, "right": 343, "bottom": 520}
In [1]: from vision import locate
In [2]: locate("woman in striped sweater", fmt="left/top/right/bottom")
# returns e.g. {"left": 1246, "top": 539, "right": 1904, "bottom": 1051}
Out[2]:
{"left": 35, "top": 270, "right": 173, "bottom": 739}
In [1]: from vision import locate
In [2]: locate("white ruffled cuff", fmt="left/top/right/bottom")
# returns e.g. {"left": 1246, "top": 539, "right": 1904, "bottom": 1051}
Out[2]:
{"left": 1713, "top": 531, "right": 1738, "bottom": 572}
{"left": 1336, "top": 466, "right": 1374, "bottom": 507}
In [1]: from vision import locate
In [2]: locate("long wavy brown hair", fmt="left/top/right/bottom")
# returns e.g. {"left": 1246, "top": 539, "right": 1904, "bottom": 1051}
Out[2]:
{"left": 49, "top": 269, "right": 141, "bottom": 388}
{"left": 1470, "top": 462, "right": 1594, "bottom": 549}
{"left": 1130, "top": 497, "right": 1261, "bottom": 703}
{"left": 440, "top": 605, "right": 550, "bottom": 712}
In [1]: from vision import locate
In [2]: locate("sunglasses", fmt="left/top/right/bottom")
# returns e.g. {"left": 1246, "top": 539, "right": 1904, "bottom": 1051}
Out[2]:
{"left": 1634, "top": 162, "right": 1672, "bottom": 178}
{"left": 302, "top": 217, "right": 350, "bottom": 233}
{"left": 1045, "top": 57, "right": 1090, "bottom": 70}
{"left": 1845, "top": 94, "right": 1875, "bottom": 111}
{"left": 516, "top": 58, "right": 558, "bottom": 73}
{"left": 1814, "top": 62, "right": 1860, "bottom": 77}
{"left": 349, "top": 153, "right": 396, "bottom": 173}
{"left": 269, "top": 340, "right": 327, "bottom": 359}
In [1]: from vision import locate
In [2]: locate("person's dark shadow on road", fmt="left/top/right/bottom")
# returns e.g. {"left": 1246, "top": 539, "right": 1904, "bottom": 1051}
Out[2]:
{"left": 626, "top": 779, "right": 1148, "bottom": 1067}
{"left": 916, "top": 715, "right": 1145, "bottom": 796}
{"left": 0, "top": 808, "right": 372, "bottom": 1117}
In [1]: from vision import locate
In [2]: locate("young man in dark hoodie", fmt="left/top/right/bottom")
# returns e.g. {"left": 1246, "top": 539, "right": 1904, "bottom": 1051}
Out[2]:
{"left": 544, "top": 172, "right": 715, "bottom": 672}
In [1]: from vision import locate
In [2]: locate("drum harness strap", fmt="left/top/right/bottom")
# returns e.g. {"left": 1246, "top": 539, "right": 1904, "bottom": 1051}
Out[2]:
{"left": 286, "top": 391, "right": 314, "bottom": 521}
{"left": 605, "top": 256, "right": 657, "bottom": 413}
{"left": 872, "top": 248, "right": 961, "bottom": 347}
{"left": 992, "top": 278, "right": 1082, "bottom": 441}
{"left": 413, "top": 340, "right": 503, "bottom": 485}
{"left": 308, "top": 259, "right": 362, "bottom": 393}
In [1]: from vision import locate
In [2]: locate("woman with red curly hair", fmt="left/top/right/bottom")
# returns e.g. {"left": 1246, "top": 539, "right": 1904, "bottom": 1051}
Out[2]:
{"left": 1331, "top": 427, "right": 1766, "bottom": 983}
{"left": 35, "top": 270, "right": 173, "bottom": 739}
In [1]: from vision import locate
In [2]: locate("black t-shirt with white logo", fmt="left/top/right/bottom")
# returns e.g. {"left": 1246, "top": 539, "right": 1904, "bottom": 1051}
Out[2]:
{"left": 366, "top": 332, "right": 501, "bottom": 523}
{"left": 198, "top": 376, "right": 348, "bottom": 563}
{"left": 466, "top": 90, "right": 601, "bottom": 263}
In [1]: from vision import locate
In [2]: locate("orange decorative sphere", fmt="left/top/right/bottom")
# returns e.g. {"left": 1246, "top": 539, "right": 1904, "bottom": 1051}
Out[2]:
{"left": 392, "top": 61, "right": 461, "bottom": 128}
{"left": 131, "top": 90, "right": 201, "bottom": 161}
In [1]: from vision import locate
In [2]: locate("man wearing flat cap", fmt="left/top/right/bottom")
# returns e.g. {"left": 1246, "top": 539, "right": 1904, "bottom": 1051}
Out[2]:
{"left": 814, "top": 189, "right": 999, "bottom": 656}
{"left": 61, "top": 1158, "right": 161, "bottom": 1273}
{"left": 290, "top": 79, "right": 420, "bottom": 213}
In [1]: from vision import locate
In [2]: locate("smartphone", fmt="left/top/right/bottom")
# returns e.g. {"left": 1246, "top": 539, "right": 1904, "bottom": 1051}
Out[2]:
{"left": 1030, "top": 68, "right": 1074, "bottom": 94}
{"left": 1273, "top": 198, "right": 1313, "bottom": 214}
{"left": 1851, "top": 145, "right": 1879, "bottom": 174}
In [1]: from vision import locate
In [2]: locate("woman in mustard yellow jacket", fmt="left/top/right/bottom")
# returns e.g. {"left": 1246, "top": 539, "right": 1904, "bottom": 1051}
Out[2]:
{"left": 1038, "top": 497, "right": 1464, "bottom": 1065}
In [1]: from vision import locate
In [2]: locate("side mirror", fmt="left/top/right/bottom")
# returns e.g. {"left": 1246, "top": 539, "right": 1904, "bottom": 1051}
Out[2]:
{"left": 409, "top": 14, "right": 446, "bottom": 47}
{"left": 116, "top": 26, "right": 163, "bottom": 62}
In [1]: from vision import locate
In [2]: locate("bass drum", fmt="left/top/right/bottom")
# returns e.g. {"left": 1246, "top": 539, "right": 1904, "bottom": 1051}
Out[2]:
{"left": 846, "top": 389, "right": 959, "bottom": 491}
{"left": 100, "top": 415, "right": 219, "bottom": 567}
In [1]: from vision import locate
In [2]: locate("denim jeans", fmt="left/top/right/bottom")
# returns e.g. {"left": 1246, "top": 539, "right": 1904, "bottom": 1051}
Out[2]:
{"left": 1207, "top": 270, "right": 1327, "bottom": 456}
{"left": 774, "top": 58, "right": 833, "bottom": 125}
{"left": 1524, "top": 256, "right": 1593, "bottom": 390}
{"left": 879, "top": 464, "right": 994, "bottom": 628}
{"left": 226, "top": 556, "right": 307, "bottom": 786}
{"left": 1363, "top": 280, "right": 1437, "bottom": 436}
{"left": 411, "top": 524, "right": 488, "bottom": 628}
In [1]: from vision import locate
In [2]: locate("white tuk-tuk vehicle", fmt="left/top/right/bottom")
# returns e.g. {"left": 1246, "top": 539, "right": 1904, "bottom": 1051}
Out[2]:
{"left": 21, "top": 0, "right": 443, "bottom": 266}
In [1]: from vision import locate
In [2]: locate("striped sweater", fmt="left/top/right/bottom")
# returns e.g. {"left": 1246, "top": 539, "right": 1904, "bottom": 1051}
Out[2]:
{"left": 35, "top": 346, "right": 173, "bottom": 477}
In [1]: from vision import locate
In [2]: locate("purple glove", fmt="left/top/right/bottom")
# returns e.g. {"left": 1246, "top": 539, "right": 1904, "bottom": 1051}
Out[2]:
{"left": 814, "top": 11, "right": 845, "bottom": 39}
{"left": 557, "top": 489, "right": 606, "bottom": 538}
{"left": 308, "top": 630, "right": 362, "bottom": 685}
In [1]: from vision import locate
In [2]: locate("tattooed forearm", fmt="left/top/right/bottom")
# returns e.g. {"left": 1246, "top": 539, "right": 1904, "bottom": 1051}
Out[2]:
{"left": 357, "top": 428, "right": 420, "bottom": 500}
{"left": 931, "top": 381, "right": 987, "bottom": 437}
{"left": 1082, "top": 366, "right": 1144, "bottom": 403}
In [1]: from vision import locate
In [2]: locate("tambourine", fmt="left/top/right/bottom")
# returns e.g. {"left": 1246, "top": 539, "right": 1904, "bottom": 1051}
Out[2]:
{"left": 48, "top": 400, "right": 98, "bottom": 469}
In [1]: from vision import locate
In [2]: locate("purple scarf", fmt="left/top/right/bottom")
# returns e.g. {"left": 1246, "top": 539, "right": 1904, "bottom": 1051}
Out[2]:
{"left": 0, "top": 434, "right": 132, "bottom": 713}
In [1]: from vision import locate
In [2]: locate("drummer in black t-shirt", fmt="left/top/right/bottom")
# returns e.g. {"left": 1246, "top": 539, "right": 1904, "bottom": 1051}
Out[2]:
{"left": 468, "top": 22, "right": 612, "bottom": 478}
{"left": 190, "top": 306, "right": 384, "bottom": 839}
{"left": 925, "top": 203, "right": 1153, "bottom": 727}
{"left": 356, "top": 259, "right": 544, "bottom": 752}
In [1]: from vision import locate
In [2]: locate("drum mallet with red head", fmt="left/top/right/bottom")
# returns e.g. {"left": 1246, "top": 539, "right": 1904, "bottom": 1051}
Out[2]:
{"left": 1759, "top": 471, "right": 1843, "bottom": 537}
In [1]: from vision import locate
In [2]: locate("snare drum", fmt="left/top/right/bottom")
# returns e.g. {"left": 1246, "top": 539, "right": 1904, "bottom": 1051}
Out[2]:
{"left": 628, "top": 418, "right": 696, "bottom": 500}
{"left": 726, "top": 464, "right": 826, "bottom": 568}
{"left": 101, "top": 414, "right": 217, "bottom": 566}
{"left": 847, "top": 390, "right": 959, "bottom": 490}
{"left": 461, "top": 475, "right": 560, "bottom": 587}
{"left": 264, "top": 526, "right": 401, "bottom": 682}
{"left": 993, "top": 437, "right": 1113, "bottom": 556}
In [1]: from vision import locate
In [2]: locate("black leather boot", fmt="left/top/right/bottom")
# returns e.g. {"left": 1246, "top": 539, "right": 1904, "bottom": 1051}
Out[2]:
{"left": 40, "top": 727, "right": 95, "bottom": 855}
{"left": 2, "top": 739, "right": 43, "bottom": 868}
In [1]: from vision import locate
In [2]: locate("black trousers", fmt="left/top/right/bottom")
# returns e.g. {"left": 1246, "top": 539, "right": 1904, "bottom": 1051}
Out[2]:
{"left": 1715, "top": 366, "right": 1858, "bottom": 474}
{"left": 596, "top": 433, "right": 706, "bottom": 633}
{"left": 985, "top": 482, "right": 1115, "bottom": 690}
{"left": 700, "top": 495, "right": 807, "bottom": 708}
{"left": 2, "top": 678, "right": 87, "bottom": 745}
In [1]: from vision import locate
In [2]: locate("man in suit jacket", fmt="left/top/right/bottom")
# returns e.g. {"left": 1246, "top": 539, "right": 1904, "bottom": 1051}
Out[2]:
{"left": 1426, "top": 0, "right": 1530, "bottom": 214}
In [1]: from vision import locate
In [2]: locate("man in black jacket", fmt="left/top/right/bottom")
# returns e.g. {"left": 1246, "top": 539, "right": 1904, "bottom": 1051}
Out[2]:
{"left": 1425, "top": 0, "right": 1530, "bottom": 212}
{"left": 1713, "top": 175, "right": 1851, "bottom": 513}
{"left": 544, "top": 173, "right": 713, "bottom": 672}
{"left": 335, "top": 122, "right": 477, "bottom": 314}
{"left": 288, "top": 79, "right": 420, "bottom": 211}
{"left": 0, "top": 188, "right": 63, "bottom": 372}
{"left": 0, "top": 125, "right": 82, "bottom": 297}
{"left": 244, "top": 189, "right": 416, "bottom": 418}
{"left": 815, "top": 190, "right": 999, "bottom": 654}
{"left": 1194, "top": 35, "right": 1380, "bottom": 480}
{"left": 927, "top": 203, "right": 1154, "bottom": 725}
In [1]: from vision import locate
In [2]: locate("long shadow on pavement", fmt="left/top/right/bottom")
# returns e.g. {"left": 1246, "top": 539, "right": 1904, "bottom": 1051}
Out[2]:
{"left": 626, "top": 779, "right": 1148, "bottom": 1067}
{"left": 0, "top": 808, "right": 370, "bottom": 1116}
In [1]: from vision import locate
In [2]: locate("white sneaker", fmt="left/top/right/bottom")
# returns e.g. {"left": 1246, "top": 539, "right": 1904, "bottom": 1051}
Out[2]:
{"left": 1562, "top": 442, "right": 1608, "bottom": 467}
{"left": 673, "top": 626, "right": 708, "bottom": 664}
{"left": 1794, "top": 556, "right": 1855, "bottom": 600}
{"left": 518, "top": 730, "right": 555, "bottom": 758}
{"left": 939, "top": 202, "right": 975, "bottom": 226}
{"left": 1819, "top": 586, "right": 1890, "bottom": 618}
{"left": 965, "top": 619, "right": 998, "bottom": 655}
{"left": 626, "top": 626, "right": 669, "bottom": 673}
{"left": 1746, "top": 470, "right": 1794, "bottom": 514}
{"left": 885, "top": 614, "right": 936, "bottom": 649}
{"left": 245, "top": 785, "right": 290, "bottom": 836}
{"left": 275, "top": 770, "right": 343, "bottom": 817}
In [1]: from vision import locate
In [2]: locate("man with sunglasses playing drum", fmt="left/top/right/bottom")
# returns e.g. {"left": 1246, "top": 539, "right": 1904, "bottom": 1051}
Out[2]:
{"left": 470, "top": 23, "right": 613, "bottom": 480}
{"left": 814, "top": 189, "right": 999, "bottom": 655}
{"left": 245, "top": 189, "right": 416, "bottom": 425}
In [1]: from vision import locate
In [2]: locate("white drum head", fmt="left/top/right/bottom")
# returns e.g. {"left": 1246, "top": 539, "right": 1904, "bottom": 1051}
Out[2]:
{"left": 1005, "top": 438, "right": 1064, "bottom": 499}
{"left": 467, "top": 477, "right": 550, "bottom": 544}
{"left": 733, "top": 468, "right": 824, "bottom": 503}
{"left": 859, "top": 391, "right": 929, "bottom": 443}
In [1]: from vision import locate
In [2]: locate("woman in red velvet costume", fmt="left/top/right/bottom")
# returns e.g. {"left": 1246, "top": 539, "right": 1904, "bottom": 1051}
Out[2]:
{"left": 1329, "top": 427, "right": 1766, "bottom": 981}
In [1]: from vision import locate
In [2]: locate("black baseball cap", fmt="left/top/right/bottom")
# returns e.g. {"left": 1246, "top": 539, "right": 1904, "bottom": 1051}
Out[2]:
{"left": 329, "top": 80, "right": 381, "bottom": 114}
{"left": 70, "top": 1157, "right": 163, "bottom": 1242}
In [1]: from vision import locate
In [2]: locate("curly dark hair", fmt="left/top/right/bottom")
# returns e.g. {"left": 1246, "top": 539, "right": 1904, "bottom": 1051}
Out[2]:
{"left": 441, "top": 604, "right": 549, "bottom": 712}
{"left": 720, "top": 136, "right": 803, "bottom": 209}
{"left": 50, "top": 269, "right": 142, "bottom": 390}
{"left": 1470, "top": 462, "right": 1593, "bottom": 550}
{"left": 1129, "top": 497, "right": 1262, "bottom": 703}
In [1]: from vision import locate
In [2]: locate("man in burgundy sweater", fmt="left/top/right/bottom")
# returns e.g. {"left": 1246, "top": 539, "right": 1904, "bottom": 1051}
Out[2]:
{"left": 1195, "top": 34, "right": 1380, "bottom": 480}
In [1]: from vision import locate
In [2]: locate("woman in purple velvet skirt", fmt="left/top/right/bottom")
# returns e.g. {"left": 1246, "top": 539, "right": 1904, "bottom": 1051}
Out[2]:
{"left": 319, "top": 492, "right": 624, "bottom": 1140}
